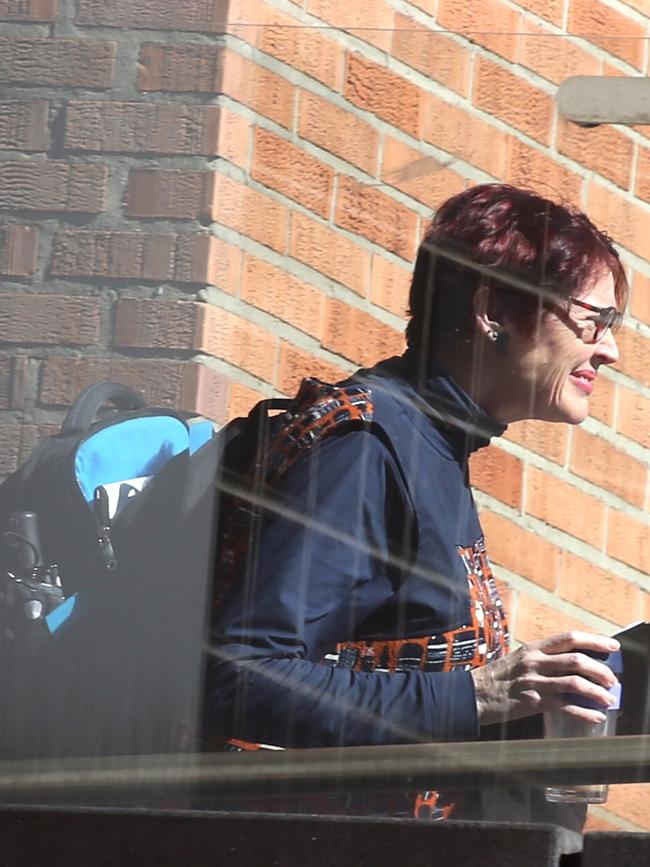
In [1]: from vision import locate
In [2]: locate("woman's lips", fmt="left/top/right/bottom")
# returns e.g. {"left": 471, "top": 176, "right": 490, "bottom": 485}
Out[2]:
{"left": 570, "top": 372, "right": 595, "bottom": 394}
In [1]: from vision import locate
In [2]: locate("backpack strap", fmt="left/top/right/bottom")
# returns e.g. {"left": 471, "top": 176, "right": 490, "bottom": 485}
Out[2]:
{"left": 62, "top": 382, "right": 148, "bottom": 434}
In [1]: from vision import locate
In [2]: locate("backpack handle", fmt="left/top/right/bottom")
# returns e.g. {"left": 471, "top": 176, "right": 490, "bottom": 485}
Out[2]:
{"left": 61, "top": 382, "right": 148, "bottom": 434}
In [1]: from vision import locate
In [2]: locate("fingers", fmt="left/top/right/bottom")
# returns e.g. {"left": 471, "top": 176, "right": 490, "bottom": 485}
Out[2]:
{"left": 532, "top": 631, "right": 619, "bottom": 657}
{"left": 519, "top": 672, "right": 615, "bottom": 713}
{"left": 530, "top": 650, "right": 618, "bottom": 690}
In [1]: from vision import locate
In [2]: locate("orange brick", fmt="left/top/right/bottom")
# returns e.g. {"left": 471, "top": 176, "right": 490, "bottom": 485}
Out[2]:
{"left": 40, "top": 356, "right": 229, "bottom": 422}
{"left": 0, "top": 99, "right": 49, "bottom": 151}
{"left": 391, "top": 13, "right": 470, "bottom": 96}
{"left": 344, "top": 53, "right": 421, "bottom": 138}
{"left": 438, "top": 0, "right": 521, "bottom": 62}
{"left": 613, "top": 325, "right": 650, "bottom": 388}
{"left": 504, "top": 419, "right": 568, "bottom": 465}
{"left": 289, "top": 211, "right": 370, "bottom": 296}
{"left": 635, "top": 146, "right": 650, "bottom": 205}
{"left": 587, "top": 182, "right": 650, "bottom": 261}
{"left": 241, "top": 255, "right": 323, "bottom": 338}
{"left": 322, "top": 297, "right": 405, "bottom": 366}
{"left": 617, "top": 382, "right": 650, "bottom": 448}
{"left": 298, "top": 90, "right": 379, "bottom": 175}
{"left": 505, "top": 137, "right": 582, "bottom": 206}
{"left": 480, "top": 510, "right": 559, "bottom": 592}
{"left": 305, "top": 0, "right": 394, "bottom": 52}
{"left": 209, "top": 173, "right": 289, "bottom": 254}
{"left": 469, "top": 445, "right": 523, "bottom": 509}
{"left": 0, "top": 225, "right": 38, "bottom": 277}
{"left": 607, "top": 509, "right": 650, "bottom": 573}
{"left": 588, "top": 372, "right": 616, "bottom": 427}
{"left": 421, "top": 93, "right": 508, "bottom": 178}
{"left": 514, "top": 0, "right": 564, "bottom": 26}
{"left": 276, "top": 341, "right": 349, "bottom": 394}
{"left": 571, "top": 427, "right": 646, "bottom": 507}
{"left": 518, "top": 24, "right": 601, "bottom": 86}
{"left": 228, "top": 381, "right": 266, "bottom": 420}
{"left": 335, "top": 176, "right": 418, "bottom": 261}
{"left": 370, "top": 255, "right": 411, "bottom": 318}
{"left": 583, "top": 813, "right": 627, "bottom": 833}
{"left": 559, "top": 558, "right": 643, "bottom": 627}
{"left": 604, "top": 784, "right": 650, "bottom": 831}
{"left": 116, "top": 298, "right": 278, "bottom": 384}
{"left": 556, "top": 118, "right": 634, "bottom": 190}
{"left": 407, "top": 0, "right": 436, "bottom": 14}
{"left": 221, "top": 50, "right": 295, "bottom": 130}
{"left": 525, "top": 465, "right": 606, "bottom": 548}
{"left": 0, "top": 0, "right": 56, "bottom": 20}
{"left": 515, "top": 595, "right": 589, "bottom": 644}
{"left": 473, "top": 56, "right": 554, "bottom": 146}
{"left": 256, "top": 3, "right": 342, "bottom": 90}
{"left": 215, "top": 106, "right": 249, "bottom": 170}
{"left": 381, "top": 136, "right": 466, "bottom": 210}
{"left": 251, "top": 128, "right": 334, "bottom": 219}
{"left": 205, "top": 236, "right": 243, "bottom": 294}
{"left": 568, "top": 0, "right": 646, "bottom": 70}
{"left": 0, "top": 293, "right": 100, "bottom": 346}
{"left": 621, "top": 0, "right": 650, "bottom": 16}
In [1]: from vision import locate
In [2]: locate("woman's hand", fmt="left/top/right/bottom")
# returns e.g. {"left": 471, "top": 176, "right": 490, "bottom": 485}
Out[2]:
{"left": 471, "top": 631, "right": 620, "bottom": 726}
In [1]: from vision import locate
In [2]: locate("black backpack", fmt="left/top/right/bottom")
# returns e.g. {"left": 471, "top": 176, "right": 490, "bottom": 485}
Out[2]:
{"left": 0, "top": 381, "right": 291, "bottom": 760}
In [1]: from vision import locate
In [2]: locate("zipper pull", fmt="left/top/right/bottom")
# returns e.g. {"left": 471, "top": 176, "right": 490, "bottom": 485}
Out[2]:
{"left": 93, "top": 486, "right": 117, "bottom": 571}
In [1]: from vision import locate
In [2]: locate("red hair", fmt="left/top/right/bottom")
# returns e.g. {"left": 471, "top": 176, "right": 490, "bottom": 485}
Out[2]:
{"left": 407, "top": 184, "right": 628, "bottom": 351}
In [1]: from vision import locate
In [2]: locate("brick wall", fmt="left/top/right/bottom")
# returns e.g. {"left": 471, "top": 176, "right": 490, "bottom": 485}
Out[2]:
{"left": 1, "top": 0, "right": 650, "bottom": 831}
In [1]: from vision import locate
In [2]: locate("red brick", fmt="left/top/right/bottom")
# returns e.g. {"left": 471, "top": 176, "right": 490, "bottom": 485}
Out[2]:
{"left": 228, "top": 381, "right": 265, "bottom": 421}
{"left": 322, "top": 297, "right": 405, "bottom": 366}
{"left": 556, "top": 118, "right": 634, "bottom": 190}
{"left": 438, "top": 0, "right": 521, "bottom": 62}
{"left": 241, "top": 255, "right": 323, "bottom": 338}
{"left": 525, "top": 465, "right": 606, "bottom": 548}
{"left": 0, "top": 357, "right": 24, "bottom": 410}
{"left": 0, "top": 0, "right": 56, "bottom": 21}
{"left": 256, "top": 3, "right": 343, "bottom": 90}
{"left": 617, "top": 382, "right": 650, "bottom": 448}
{"left": 9, "top": 424, "right": 61, "bottom": 472}
{"left": 298, "top": 90, "right": 379, "bottom": 175}
{"left": 515, "top": 595, "right": 591, "bottom": 644}
{"left": 518, "top": 23, "right": 601, "bottom": 86}
{"left": 504, "top": 419, "right": 568, "bottom": 465}
{"left": 40, "top": 356, "right": 230, "bottom": 423}
{"left": 116, "top": 298, "right": 279, "bottom": 384}
{"left": 421, "top": 93, "right": 508, "bottom": 178}
{"left": 0, "top": 225, "right": 38, "bottom": 276}
{"left": 0, "top": 293, "right": 100, "bottom": 346}
{"left": 473, "top": 56, "right": 554, "bottom": 146}
{"left": 289, "top": 211, "right": 370, "bottom": 296}
{"left": 209, "top": 173, "right": 289, "bottom": 254}
{"left": 505, "top": 137, "right": 582, "bottom": 205}
{"left": 635, "top": 146, "right": 650, "bottom": 205}
{"left": 571, "top": 427, "right": 646, "bottom": 508}
{"left": 0, "top": 38, "right": 115, "bottom": 88}
{"left": 0, "top": 425, "right": 23, "bottom": 476}
{"left": 0, "top": 161, "right": 107, "bottom": 213}
{"left": 612, "top": 325, "right": 650, "bottom": 388}
{"left": 568, "top": 0, "right": 646, "bottom": 70}
{"left": 391, "top": 13, "right": 470, "bottom": 96}
{"left": 608, "top": 509, "right": 650, "bottom": 574}
{"left": 370, "top": 255, "right": 411, "bottom": 318}
{"left": 381, "top": 136, "right": 466, "bottom": 210}
{"left": 276, "top": 341, "right": 349, "bottom": 394}
{"left": 127, "top": 169, "right": 212, "bottom": 220}
{"left": 557, "top": 554, "right": 643, "bottom": 627}
{"left": 604, "top": 784, "right": 650, "bottom": 831}
{"left": 480, "top": 510, "right": 558, "bottom": 592}
{"left": 138, "top": 46, "right": 294, "bottom": 131}
{"left": 76, "top": 0, "right": 227, "bottom": 32}
{"left": 305, "top": 0, "right": 394, "bottom": 52}
{"left": 469, "top": 445, "right": 523, "bottom": 509}
{"left": 514, "top": 0, "right": 564, "bottom": 26}
{"left": 50, "top": 231, "right": 216, "bottom": 284}
{"left": 587, "top": 182, "right": 650, "bottom": 261}
{"left": 64, "top": 101, "right": 221, "bottom": 156}
{"left": 335, "top": 176, "right": 418, "bottom": 261}
{"left": 588, "top": 372, "right": 616, "bottom": 427}
{"left": 251, "top": 128, "right": 334, "bottom": 219}
{"left": 0, "top": 100, "right": 48, "bottom": 151}
{"left": 344, "top": 53, "right": 421, "bottom": 138}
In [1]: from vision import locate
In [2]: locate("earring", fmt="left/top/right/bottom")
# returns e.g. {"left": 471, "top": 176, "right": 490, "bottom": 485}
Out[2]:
{"left": 488, "top": 330, "right": 498, "bottom": 341}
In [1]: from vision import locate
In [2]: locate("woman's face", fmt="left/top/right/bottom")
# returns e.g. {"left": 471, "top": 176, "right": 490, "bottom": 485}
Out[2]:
{"left": 499, "top": 270, "right": 620, "bottom": 424}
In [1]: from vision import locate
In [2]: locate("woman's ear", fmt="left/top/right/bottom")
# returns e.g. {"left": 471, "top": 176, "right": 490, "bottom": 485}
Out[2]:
{"left": 473, "top": 284, "right": 504, "bottom": 340}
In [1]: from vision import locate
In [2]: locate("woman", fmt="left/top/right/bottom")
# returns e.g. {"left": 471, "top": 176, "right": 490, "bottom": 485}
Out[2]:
{"left": 205, "top": 184, "right": 625, "bottom": 754}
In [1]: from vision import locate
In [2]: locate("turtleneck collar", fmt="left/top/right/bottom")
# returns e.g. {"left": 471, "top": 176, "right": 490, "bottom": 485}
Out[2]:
{"left": 358, "top": 350, "right": 507, "bottom": 455}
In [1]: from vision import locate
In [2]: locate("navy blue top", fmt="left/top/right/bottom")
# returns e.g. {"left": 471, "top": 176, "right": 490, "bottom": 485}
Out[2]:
{"left": 205, "top": 354, "right": 507, "bottom": 748}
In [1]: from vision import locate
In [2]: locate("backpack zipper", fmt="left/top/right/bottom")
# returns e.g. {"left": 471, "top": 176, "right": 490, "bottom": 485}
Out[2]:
{"left": 92, "top": 484, "right": 117, "bottom": 571}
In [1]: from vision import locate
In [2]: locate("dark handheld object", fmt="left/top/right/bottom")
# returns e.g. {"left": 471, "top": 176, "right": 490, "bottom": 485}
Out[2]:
{"left": 6, "top": 511, "right": 44, "bottom": 572}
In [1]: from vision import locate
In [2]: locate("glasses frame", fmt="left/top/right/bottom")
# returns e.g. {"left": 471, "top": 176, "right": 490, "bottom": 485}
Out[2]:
{"left": 566, "top": 296, "right": 623, "bottom": 344}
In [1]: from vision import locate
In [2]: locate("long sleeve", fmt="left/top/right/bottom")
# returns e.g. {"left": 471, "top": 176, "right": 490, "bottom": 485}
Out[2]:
{"left": 204, "top": 429, "right": 479, "bottom": 748}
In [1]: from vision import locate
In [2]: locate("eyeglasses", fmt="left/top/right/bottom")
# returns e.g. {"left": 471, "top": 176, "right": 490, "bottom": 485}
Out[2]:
{"left": 567, "top": 297, "right": 623, "bottom": 344}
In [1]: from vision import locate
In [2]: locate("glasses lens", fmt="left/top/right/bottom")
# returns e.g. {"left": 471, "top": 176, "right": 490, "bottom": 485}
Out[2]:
{"left": 594, "top": 309, "right": 622, "bottom": 343}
